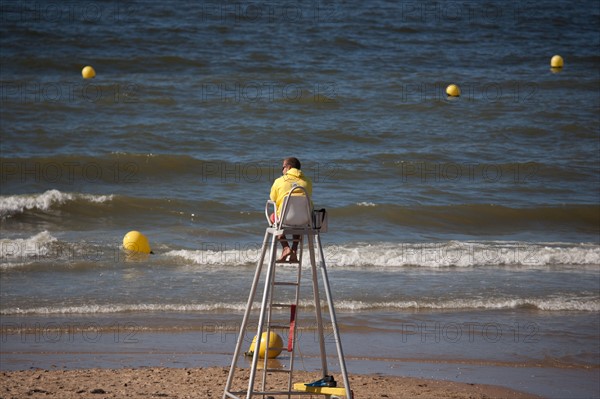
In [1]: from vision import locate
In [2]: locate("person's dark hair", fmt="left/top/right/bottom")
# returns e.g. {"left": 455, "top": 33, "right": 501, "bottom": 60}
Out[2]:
{"left": 284, "top": 157, "right": 301, "bottom": 169}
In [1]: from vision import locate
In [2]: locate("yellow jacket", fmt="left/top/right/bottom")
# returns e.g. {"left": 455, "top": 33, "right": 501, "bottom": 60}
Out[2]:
{"left": 270, "top": 168, "right": 313, "bottom": 215}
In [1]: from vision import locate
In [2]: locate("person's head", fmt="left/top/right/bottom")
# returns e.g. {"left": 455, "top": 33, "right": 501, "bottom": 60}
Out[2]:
{"left": 282, "top": 157, "right": 301, "bottom": 173}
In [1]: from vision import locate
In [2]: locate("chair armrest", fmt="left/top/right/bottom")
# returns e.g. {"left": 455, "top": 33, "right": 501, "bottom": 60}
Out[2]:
{"left": 265, "top": 200, "right": 277, "bottom": 226}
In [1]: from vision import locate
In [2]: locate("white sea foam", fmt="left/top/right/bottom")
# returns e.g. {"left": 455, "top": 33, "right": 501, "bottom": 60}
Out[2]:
{"left": 166, "top": 242, "right": 600, "bottom": 268}
{"left": 0, "top": 302, "right": 248, "bottom": 315}
{"left": 328, "top": 241, "right": 600, "bottom": 268}
{"left": 165, "top": 248, "right": 261, "bottom": 266}
{"left": 334, "top": 297, "right": 600, "bottom": 312}
{"left": 0, "top": 231, "right": 58, "bottom": 267}
{"left": 0, "top": 189, "right": 113, "bottom": 218}
{"left": 356, "top": 202, "right": 376, "bottom": 207}
{"left": 3, "top": 296, "right": 598, "bottom": 315}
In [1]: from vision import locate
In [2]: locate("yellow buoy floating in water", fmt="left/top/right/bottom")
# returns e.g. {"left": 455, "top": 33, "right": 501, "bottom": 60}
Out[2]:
{"left": 550, "top": 55, "right": 564, "bottom": 68}
{"left": 123, "top": 231, "right": 152, "bottom": 254}
{"left": 82, "top": 65, "right": 96, "bottom": 79}
{"left": 550, "top": 55, "right": 564, "bottom": 73}
{"left": 446, "top": 84, "right": 461, "bottom": 97}
{"left": 246, "top": 332, "right": 284, "bottom": 359}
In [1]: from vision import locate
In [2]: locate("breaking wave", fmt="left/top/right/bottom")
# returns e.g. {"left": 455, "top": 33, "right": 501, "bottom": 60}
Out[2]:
{"left": 0, "top": 189, "right": 113, "bottom": 218}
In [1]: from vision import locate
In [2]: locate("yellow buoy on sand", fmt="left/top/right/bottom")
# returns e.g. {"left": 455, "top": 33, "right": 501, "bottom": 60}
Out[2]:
{"left": 82, "top": 65, "right": 96, "bottom": 79}
{"left": 550, "top": 55, "right": 564, "bottom": 69}
{"left": 246, "top": 332, "right": 284, "bottom": 359}
{"left": 446, "top": 84, "right": 461, "bottom": 97}
{"left": 123, "top": 231, "right": 152, "bottom": 254}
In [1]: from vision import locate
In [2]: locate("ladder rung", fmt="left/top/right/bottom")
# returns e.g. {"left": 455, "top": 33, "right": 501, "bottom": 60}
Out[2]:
{"left": 277, "top": 237, "right": 302, "bottom": 242}
{"left": 273, "top": 281, "right": 299, "bottom": 286}
{"left": 267, "top": 324, "right": 291, "bottom": 330}
{"left": 266, "top": 346, "right": 289, "bottom": 352}
{"left": 265, "top": 368, "right": 291, "bottom": 373}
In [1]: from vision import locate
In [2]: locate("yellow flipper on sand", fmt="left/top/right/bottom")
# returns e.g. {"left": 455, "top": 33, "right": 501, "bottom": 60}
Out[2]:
{"left": 293, "top": 382, "right": 352, "bottom": 397}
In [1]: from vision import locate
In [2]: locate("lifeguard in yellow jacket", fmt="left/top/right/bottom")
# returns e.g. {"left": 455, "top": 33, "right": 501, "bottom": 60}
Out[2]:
{"left": 269, "top": 157, "right": 312, "bottom": 262}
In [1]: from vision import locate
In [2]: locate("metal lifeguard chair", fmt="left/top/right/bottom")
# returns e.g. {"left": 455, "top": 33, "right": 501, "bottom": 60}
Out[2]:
{"left": 223, "top": 186, "right": 352, "bottom": 398}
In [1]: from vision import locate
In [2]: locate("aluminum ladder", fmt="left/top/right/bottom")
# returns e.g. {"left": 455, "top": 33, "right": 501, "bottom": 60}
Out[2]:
{"left": 223, "top": 186, "right": 351, "bottom": 398}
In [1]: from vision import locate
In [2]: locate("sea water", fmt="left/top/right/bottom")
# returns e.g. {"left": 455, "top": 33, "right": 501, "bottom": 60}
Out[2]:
{"left": 1, "top": 1, "right": 598, "bottom": 397}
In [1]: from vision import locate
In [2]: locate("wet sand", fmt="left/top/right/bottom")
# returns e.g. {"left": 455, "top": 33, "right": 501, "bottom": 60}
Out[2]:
{"left": 0, "top": 366, "right": 542, "bottom": 399}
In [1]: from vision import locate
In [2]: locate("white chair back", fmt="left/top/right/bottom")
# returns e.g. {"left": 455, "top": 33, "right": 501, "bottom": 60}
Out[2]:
{"left": 278, "top": 185, "right": 312, "bottom": 228}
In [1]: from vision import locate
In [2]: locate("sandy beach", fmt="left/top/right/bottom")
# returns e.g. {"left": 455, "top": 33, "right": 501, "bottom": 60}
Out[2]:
{"left": 0, "top": 366, "right": 542, "bottom": 399}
